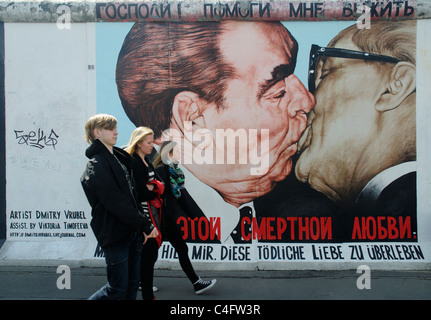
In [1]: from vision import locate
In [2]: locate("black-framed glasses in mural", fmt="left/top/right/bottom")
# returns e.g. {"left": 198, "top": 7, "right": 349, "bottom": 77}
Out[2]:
{"left": 308, "top": 44, "right": 401, "bottom": 94}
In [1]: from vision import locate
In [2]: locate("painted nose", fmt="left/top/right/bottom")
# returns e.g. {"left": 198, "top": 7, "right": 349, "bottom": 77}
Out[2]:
{"left": 284, "top": 74, "right": 315, "bottom": 117}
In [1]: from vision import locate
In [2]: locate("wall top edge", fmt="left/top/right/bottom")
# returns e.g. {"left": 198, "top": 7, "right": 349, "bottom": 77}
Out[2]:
{"left": 0, "top": 0, "right": 429, "bottom": 23}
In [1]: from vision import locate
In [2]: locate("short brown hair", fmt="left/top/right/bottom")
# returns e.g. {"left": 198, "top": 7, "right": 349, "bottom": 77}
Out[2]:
{"left": 84, "top": 114, "right": 117, "bottom": 144}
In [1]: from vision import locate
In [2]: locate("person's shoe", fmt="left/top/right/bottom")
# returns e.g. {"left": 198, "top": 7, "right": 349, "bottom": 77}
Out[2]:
{"left": 193, "top": 278, "right": 217, "bottom": 295}
{"left": 139, "top": 286, "right": 158, "bottom": 292}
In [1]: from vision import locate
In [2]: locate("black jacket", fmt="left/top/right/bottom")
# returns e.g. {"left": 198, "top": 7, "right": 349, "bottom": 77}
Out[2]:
{"left": 156, "top": 164, "right": 220, "bottom": 243}
{"left": 131, "top": 153, "right": 159, "bottom": 204}
{"left": 80, "top": 139, "right": 154, "bottom": 247}
{"left": 155, "top": 164, "right": 205, "bottom": 222}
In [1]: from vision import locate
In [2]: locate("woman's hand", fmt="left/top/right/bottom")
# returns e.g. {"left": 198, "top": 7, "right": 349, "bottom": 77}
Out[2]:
{"left": 148, "top": 228, "right": 159, "bottom": 238}
{"left": 142, "top": 228, "right": 159, "bottom": 245}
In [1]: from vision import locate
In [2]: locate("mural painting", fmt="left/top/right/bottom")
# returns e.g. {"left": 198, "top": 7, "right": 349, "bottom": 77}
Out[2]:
{"left": 110, "top": 19, "right": 421, "bottom": 266}
{"left": 0, "top": 2, "right": 428, "bottom": 269}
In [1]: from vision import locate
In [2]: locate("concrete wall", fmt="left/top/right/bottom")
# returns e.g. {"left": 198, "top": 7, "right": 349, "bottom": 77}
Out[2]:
{"left": 0, "top": 1, "right": 430, "bottom": 22}
{"left": 0, "top": 1, "right": 430, "bottom": 270}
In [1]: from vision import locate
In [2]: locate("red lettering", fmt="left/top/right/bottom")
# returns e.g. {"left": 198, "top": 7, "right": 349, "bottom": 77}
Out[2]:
{"left": 277, "top": 218, "right": 287, "bottom": 240}
{"left": 310, "top": 217, "right": 319, "bottom": 240}
{"left": 177, "top": 216, "right": 188, "bottom": 240}
{"left": 351, "top": 216, "right": 413, "bottom": 241}
{"left": 365, "top": 217, "right": 377, "bottom": 240}
{"left": 320, "top": 217, "right": 332, "bottom": 240}
{"left": 266, "top": 217, "right": 276, "bottom": 240}
{"left": 378, "top": 216, "right": 388, "bottom": 239}
{"left": 298, "top": 217, "right": 311, "bottom": 240}
{"left": 176, "top": 216, "right": 221, "bottom": 241}
{"left": 387, "top": 216, "right": 398, "bottom": 239}
{"left": 352, "top": 217, "right": 362, "bottom": 240}
{"left": 252, "top": 217, "right": 266, "bottom": 240}
{"left": 240, "top": 216, "right": 333, "bottom": 241}
{"left": 286, "top": 217, "right": 297, "bottom": 239}
{"left": 189, "top": 217, "right": 198, "bottom": 240}
{"left": 241, "top": 216, "right": 251, "bottom": 241}
{"left": 399, "top": 216, "right": 411, "bottom": 239}
{"left": 210, "top": 217, "right": 221, "bottom": 241}
{"left": 198, "top": 217, "right": 209, "bottom": 241}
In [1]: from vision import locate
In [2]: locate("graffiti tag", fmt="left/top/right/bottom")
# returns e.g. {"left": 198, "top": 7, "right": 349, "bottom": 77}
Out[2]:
{"left": 14, "top": 128, "right": 60, "bottom": 150}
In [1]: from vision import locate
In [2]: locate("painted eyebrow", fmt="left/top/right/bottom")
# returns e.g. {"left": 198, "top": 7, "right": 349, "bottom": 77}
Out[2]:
{"left": 257, "top": 64, "right": 295, "bottom": 100}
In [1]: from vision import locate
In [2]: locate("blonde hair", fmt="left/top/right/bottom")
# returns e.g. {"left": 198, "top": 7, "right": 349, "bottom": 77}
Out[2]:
{"left": 84, "top": 114, "right": 117, "bottom": 144}
{"left": 124, "top": 126, "right": 154, "bottom": 155}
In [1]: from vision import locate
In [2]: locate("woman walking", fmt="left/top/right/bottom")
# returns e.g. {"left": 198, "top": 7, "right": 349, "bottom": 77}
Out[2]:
{"left": 125, "top": 127, "right": 164, "bottom": 300}
{"left": 153, "top": 140, "right": 216, "bottom": 295}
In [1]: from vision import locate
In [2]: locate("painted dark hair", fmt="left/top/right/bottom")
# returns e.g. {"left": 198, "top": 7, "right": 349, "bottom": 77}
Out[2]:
{"left": 116, "top": 22, "right": 235, "bottom": 139}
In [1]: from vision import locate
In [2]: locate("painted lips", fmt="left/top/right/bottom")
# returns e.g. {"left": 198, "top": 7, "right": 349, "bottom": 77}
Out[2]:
{"left": 298, "top": 111, "right": 315, "bottom": 153}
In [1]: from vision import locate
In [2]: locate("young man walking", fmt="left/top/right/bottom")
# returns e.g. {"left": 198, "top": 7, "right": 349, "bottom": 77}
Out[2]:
{"left": 81, "top": 114, "right": 158, "bottom": 300}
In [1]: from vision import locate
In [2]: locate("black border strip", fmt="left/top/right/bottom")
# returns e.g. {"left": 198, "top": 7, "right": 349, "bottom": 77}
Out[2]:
{"left": 0, "top": 22, "right": 5, "bottom": 248}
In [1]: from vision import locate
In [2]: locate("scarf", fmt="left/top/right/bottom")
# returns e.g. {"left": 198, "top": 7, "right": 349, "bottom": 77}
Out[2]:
{"left": 168, "top": 161, "right": 185, "bottom": 199}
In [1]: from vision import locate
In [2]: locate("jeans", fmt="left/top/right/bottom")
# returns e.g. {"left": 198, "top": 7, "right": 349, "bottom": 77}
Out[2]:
{"left": 89, "top": 233, "right": 143, "bottom": 300}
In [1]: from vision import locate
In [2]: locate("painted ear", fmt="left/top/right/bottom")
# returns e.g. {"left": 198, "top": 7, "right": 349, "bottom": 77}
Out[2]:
{"left": 375, "top": 62, "right": 416, "bottom": 112}
{"left": 171, "top": 91, "right": 208, "bottom": 142}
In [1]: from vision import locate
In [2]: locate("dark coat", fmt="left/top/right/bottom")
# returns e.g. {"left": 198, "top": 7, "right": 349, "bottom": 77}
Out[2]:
{"left": 155, "top": 164, "right": 205, "bottom": 222}
{"left": 131, "top": 153, "right": 159, "bottom": 204}
{"left": 155, "top": 164, "right": 220, "bottom": 243}
{"left": 80, "top": 139, "right": 154, "bottom": 247}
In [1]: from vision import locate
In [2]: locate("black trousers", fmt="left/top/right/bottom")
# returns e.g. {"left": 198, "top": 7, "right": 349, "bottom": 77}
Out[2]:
{"left": 140, "top": 217, "right": 199, "bottom": 299}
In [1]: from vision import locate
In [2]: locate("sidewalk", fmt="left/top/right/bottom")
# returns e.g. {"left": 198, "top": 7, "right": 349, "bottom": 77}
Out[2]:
{"left": 0, "top": 265, "right": 430, "bottom": 300}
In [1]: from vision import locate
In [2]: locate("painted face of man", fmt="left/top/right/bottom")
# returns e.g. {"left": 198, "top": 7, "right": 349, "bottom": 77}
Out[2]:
{"left": 296, "top": 37, "right": 398, "bottom": 203}
{"left": 193, "top": 22, "right": 315, "bottom": 206}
